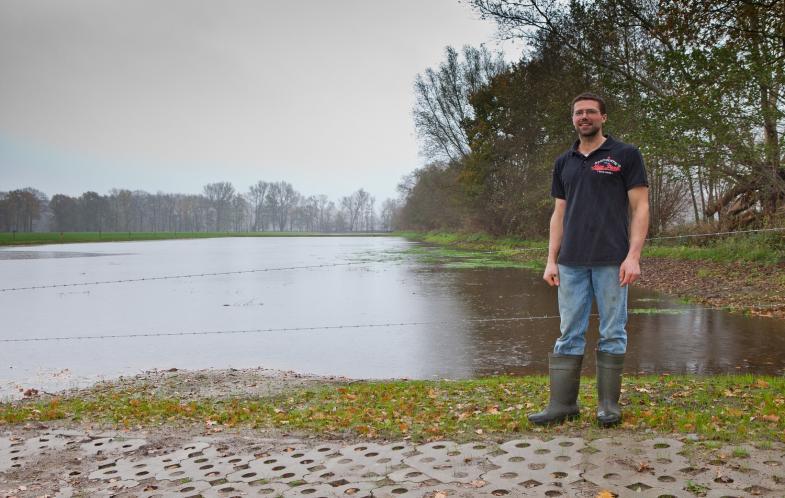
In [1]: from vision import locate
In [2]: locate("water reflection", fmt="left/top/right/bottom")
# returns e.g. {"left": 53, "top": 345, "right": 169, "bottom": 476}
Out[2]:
{"left": 0, "top": 237, "right": 783, "bottom": 398}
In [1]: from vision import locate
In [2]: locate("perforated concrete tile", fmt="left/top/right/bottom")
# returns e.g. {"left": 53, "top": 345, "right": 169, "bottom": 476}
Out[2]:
{"left": 0, "top": 431, "right": 78, "bottom": 471}
{"left": 114, "top": 478, "right": 213, "bottom": 498}
{"left": 312, "top": 442, "right": 411, "bottom": 482}
{"left": 164, "top": 445, "right": 255, "bottom": 484}
{"left": 386, "top": 465, "right": 438, "bottom": 484}
{"left": 372, "top": 482, "right": 464, "bottom": 497}
{"left": 200, "top": 480, "right": 272, "bottom": 497}
{"left": 582, "top": 437, "right": 689, "bottom": 493}
{"left": 239, "top": 449, "right": 328, "bottom": 484}
{"left": 227, "top": 444, "right": 340, "bottom": 482}
{"left": 484, "top": 437, "right": 585, "bottom": 491}
{"left": 79, "top": 435, "right": 147, "bottom": 456}
{"left": 403, "top": 441, "right": 494, "bottom": 484}
{"left": 416, "top": 440, "right": 496, "bottom": 461}
{"left": 282, "top": 480, "right": 378, "bottom": 498}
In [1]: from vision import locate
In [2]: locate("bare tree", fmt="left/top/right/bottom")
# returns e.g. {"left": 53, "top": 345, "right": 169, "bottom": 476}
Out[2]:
{"left": 413, "top": 45, "right": 507, "bottom": 162}
{"left": 380, "top": 198, "right": 400, "bottom": 231}
{"left": 247, "top": 181, "right": 270, "bottom": 231}
{"left": 265, "top": 181, "right": 298, "bottom": 231}
{"left": 203, "top": 182, "right": 236, "bottom": 231}
{"left": 341, "top": 188, "right": 372, "bottom": 231}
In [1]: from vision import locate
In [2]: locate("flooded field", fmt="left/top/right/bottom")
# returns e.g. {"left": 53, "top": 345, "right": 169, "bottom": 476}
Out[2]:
{"left": 1, "top": 236, "right": 784, "bottom": 397}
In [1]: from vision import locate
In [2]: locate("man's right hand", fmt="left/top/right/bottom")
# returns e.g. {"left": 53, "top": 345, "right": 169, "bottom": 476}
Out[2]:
{"left": 543, "top": 262, "right": 560, "bottom": 286}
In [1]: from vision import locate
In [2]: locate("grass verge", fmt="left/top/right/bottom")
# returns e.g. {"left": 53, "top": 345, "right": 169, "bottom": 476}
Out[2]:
{"left": 395, "top": 231, "right": 548, "bottom": 270}
{"left": 3, "top": 375, "right": 783, "bottom": 443}
{"left": 396, "top": 230, "right": 785, "bottom": 265}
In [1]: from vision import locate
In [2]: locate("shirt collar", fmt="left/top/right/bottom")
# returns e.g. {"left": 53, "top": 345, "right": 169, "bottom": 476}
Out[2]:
{"left": 571, "top": 134, "right": 615, "bottom": 155}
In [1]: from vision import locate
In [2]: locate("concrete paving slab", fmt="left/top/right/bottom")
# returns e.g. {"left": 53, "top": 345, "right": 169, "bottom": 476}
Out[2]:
{"left": 3, "top": 429, "right": 785, "bottom": 497}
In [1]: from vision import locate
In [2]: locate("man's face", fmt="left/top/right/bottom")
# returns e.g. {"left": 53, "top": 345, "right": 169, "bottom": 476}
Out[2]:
{"left": 572, "top": 99, "right": 607, "bottom": 138}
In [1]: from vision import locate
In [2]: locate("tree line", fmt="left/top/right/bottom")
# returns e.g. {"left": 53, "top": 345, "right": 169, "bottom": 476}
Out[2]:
{"left": 0, "top": 183, "right": 401, "bottom": 233}
{"left": 398, "top": 0, "right": 785, "bottom": 237}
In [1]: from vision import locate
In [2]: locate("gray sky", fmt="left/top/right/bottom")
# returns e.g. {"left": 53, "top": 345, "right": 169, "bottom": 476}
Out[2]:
{"left": 0, "top": 0, "right": 520, "bottom": 203}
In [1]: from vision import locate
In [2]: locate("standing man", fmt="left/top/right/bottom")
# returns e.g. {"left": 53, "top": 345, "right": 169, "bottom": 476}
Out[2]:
{"left": 528, "top": 93, "right": 649, "bottom": 427}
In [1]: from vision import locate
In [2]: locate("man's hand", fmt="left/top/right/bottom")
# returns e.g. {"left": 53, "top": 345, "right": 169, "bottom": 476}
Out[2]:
{"left": 543, "top": 262, "right": 560, "bottom": 286}
{"left": 619, "top": 257, "right": 641, "bottom": 286}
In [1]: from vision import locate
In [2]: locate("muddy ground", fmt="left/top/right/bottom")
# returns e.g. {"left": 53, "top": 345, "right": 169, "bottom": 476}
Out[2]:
{"left": 639, "top": 258, "right": 785, "bottom": 319}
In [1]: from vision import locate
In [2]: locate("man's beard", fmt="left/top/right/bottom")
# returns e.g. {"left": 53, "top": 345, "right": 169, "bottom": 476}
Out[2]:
{"left": 576, "top": 123, "right": 601, "bottom": 137}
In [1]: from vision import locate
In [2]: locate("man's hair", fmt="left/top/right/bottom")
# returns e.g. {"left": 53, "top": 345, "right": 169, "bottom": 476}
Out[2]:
{"left": 571, "top": 92, "right": 606, "bottom": 115}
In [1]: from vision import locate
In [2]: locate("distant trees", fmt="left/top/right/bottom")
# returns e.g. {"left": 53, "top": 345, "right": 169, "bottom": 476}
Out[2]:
{"left": 1, "top": 182, "right": 397, "bottom": 233}
{"left": 0, "top": 189, "right": 45, "bottom": 232}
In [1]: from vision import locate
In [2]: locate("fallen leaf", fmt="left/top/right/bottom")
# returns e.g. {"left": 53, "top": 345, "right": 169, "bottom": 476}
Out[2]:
{"left": 468, "top": 479, "right": 486, "bottom": 488}
{"left": 754, "top": 379, "right": 770, "bottom": 389}
{"left": 596, "top": 491, "right": 615, "bottom": 498}
{"left": 762, "top": 414, "right": 780, "bottom": 423}
{"left": 636, "top": 460, "right": 652, "bottom": 472}
{"left": 715, "top": 471, "right": 733, "bottom": 483}
{"left": 475, "top": 429, "right": 483, "bottom": 435}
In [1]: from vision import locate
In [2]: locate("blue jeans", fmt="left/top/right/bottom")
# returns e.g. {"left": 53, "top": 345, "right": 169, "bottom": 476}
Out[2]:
{"left": 554, "top": 264, "right": 628, "bottom": 355}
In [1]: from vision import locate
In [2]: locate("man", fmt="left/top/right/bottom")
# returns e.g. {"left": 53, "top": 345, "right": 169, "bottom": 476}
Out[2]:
{"left": 528, "top": 93, "right": 649, "bottom": 427}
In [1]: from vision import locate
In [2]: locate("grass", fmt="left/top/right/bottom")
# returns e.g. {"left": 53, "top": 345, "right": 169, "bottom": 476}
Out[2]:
{"left": 396, "top": 232, "right": 548, "bottom": 270}
{"left": 396, "top": 230, "right": 785, "bottom": 265}
{"left": 0, "top": 231, "right": 394, "bottom": 246}
{"left": 2, "top": 374, "right": 783, "bottom": 443}
{"left": 644, "top": 232, "right": 785, "bottom": 265}
{"left": 628, "top": 308, "right": 687, "bottom": 315}
{"left": 399, "top": 245, "right": 542, "bottom": 270}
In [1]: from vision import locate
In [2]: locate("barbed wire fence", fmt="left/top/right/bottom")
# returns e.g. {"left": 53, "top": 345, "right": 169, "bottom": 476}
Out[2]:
{"left": 0, "top": 226, "right": 781, "bottom": 346}
{"left": 1, "top": 226, "right": 783, "bottom": 293}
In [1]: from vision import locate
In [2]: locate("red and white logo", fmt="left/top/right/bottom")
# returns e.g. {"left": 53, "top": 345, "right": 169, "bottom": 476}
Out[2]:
{"left": 592, "top": 157, "right": 621, "bottom": 174}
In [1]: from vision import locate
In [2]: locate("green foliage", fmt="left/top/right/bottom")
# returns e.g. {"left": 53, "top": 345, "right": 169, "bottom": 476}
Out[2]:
{"left": 403, "top": 0, "right": 785, "bottom": 236}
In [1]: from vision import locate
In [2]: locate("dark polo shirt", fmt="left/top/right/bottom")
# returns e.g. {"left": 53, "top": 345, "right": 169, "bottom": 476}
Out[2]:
{"left": 551, "top": 135, "right": 648, "bottom": 266}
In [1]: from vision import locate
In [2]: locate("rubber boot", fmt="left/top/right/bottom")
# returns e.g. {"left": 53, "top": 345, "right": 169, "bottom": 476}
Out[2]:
{"left": 596, "top": 350, "right": 624, "bottom": 427}
{"left": 528, "top": 353, "right": 583, "bottom": 426}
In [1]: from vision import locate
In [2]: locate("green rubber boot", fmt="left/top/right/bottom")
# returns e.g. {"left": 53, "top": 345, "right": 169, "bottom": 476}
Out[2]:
{"left": 596, "top": 350, "right": 625, "bottom": 427}
{"left": 528, "top": 353, "right": 583, "bottom": 426}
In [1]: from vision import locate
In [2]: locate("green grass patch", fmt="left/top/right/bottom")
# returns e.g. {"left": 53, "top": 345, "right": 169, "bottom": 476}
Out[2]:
{"left": 0, "top": 231, "right": 395, "bottom": 246}
{"left": 3, "top": 375, "right": 783, "bottom": 443}
{"left": 397, "top": 230, "right": 785, "bottom": 265}
{"left": 645, "top": 232, "right": 785, "bottom": 265}
{"left": 628, "top": 308, "right": 687, "bottom": 315}
{"left": 395, "top": 232, "right": 547, "bottom": 270}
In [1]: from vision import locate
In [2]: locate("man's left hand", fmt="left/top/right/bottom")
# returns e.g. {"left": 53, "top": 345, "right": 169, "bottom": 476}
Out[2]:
{"left": 619, "top": 258, "right": 641, "bottom": 287}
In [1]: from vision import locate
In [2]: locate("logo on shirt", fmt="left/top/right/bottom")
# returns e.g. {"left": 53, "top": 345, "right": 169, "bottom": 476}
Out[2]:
{"left": 592, "top": 157, "right": 621, "bottom": 175}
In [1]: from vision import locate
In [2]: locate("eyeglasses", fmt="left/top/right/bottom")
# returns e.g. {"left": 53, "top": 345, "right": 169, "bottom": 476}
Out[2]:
{"left": 573, "top": 109, "right": 602, "bottom": 117}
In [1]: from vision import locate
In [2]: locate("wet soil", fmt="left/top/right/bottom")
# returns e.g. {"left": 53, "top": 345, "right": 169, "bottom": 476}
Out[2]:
{"left": 639, "top": 258, "right": 785, "bottom": 319}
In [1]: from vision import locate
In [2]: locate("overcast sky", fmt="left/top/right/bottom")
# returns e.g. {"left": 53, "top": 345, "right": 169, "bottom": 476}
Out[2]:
{"left": 0, "top": 0, "right": 521, "bottom": 203}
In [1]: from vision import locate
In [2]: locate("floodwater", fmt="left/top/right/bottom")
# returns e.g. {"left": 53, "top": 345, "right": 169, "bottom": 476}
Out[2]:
{"left": 1, "top": 236, "right": 784, "bottom": 397}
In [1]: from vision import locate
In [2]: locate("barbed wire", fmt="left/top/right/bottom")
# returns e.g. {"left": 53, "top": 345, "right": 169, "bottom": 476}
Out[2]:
{"left": 1, "top": 226, "right": 782, "bottom": 293}
{"left": 0, "top": 262, "right": 372, "bottom": 293}
{"left": 501, "top": 226, "right": 785, "bottom": 253}
{"left": 3, "top": 297, "right": 782, "bottom": 344}
{"left": 0, "top": 315, "right": 564, "bottom": 343}
{"left": 647, "top": 226, "right": 785, "bottom": 241}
